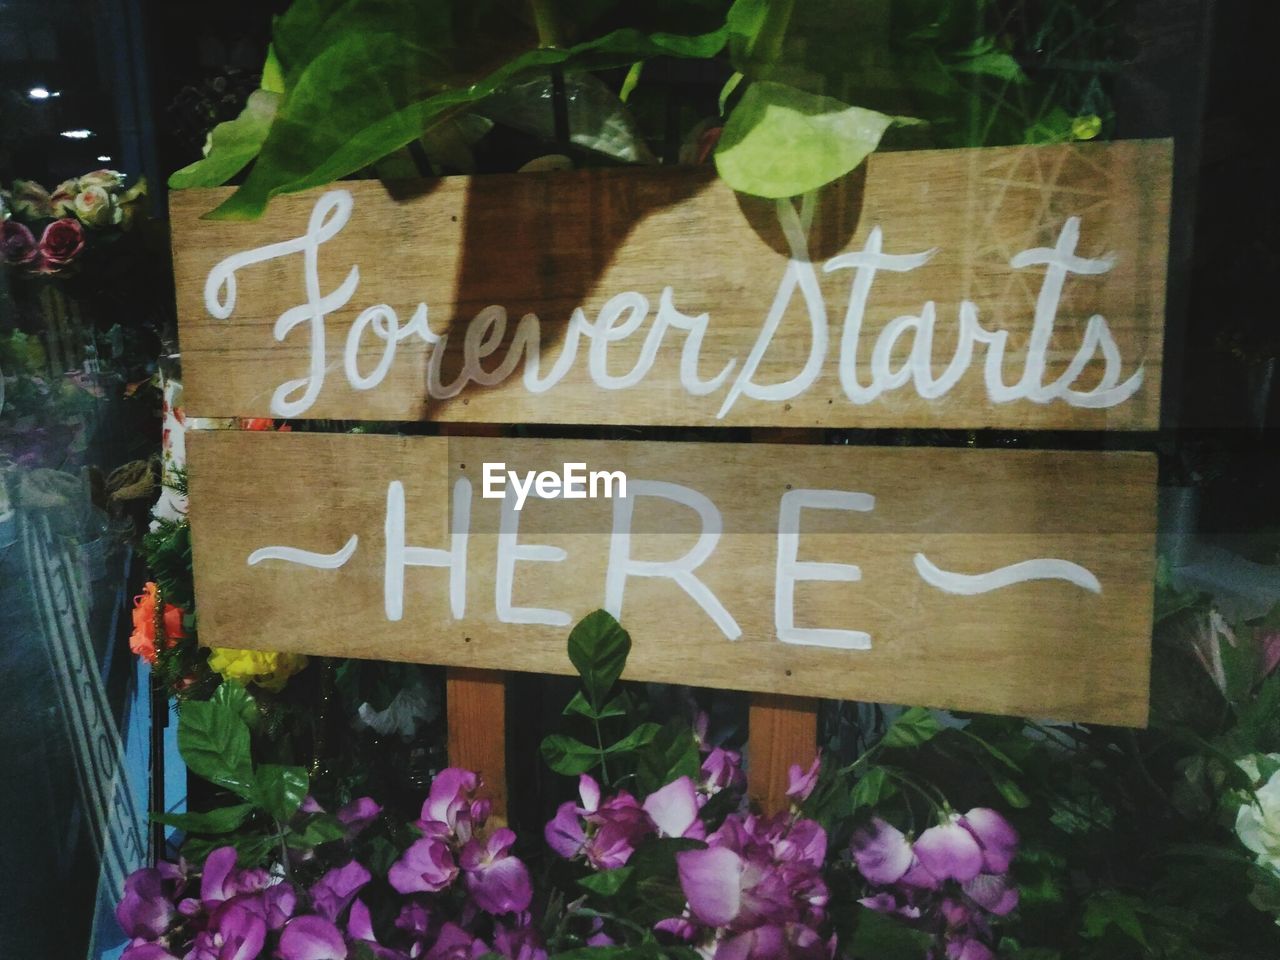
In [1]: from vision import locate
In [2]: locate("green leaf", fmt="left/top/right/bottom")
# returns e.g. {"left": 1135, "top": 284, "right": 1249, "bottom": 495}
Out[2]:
{"left": 206, "top": 7, "right": 732, "bottom": 219}
{"left": 289, "top": 815, "right": 348, "bottom": 849}
{"left": 882, "top": 707, "right": 944, "bottom": 749}
{"left": 990, "top": 772, "right": 1031, "bottom": 809}
{"left": 177, "top": 699, "right": 255, "bottom": 799}
{"left": 541, "top": 734, "right": 603, "bottom": 776}
{"left": 848, "top": 906, "right": 933, "bottom": 960}
{"left": 851, "top": 766, "right": 889, "bottom": 809}
{"left": 715, "top": 81, "right": 892, "bottom": 199}
{"left": 1081, "top": 892, "right": 1150, "bottom": 948}
{"left": 563, "top": 690, "right": 629, "bottom": 721}
{"left": 254, "top": 764, "right": 310, "bottom": 822}
{"left": 636, "top": 720, "right": 701, "bottom": 795}
{"left": 567, "top": 610, "right": 632, "bottom": 708}
{"left": 213, "top": 681, "right": 259, "bottom": 730}
{"left": 578, "top": 866, "right": 634, "bottom": 896}
{"left": 605, "top": 722, "right": 661, "bottom": 755}
{"left": 168, "top": 90, "right": 280, "bottom": 189}
{"left": 153, "top": 803, "right": 254, "bottom": 835}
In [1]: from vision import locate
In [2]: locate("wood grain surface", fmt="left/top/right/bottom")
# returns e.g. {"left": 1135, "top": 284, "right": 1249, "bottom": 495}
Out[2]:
{"left": 186, "top": 430, "right": 1155, "bottom": 725}
{"left": 172, "top": 140, "right": 1171, "bottom": 430}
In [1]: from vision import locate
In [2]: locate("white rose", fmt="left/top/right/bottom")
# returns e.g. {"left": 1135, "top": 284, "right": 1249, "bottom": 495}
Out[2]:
{"left": 73, "top": 185, "right": 119, "bottom": 227}
{"left": 79, "top": 168, "right": 125, "bottom": 191}
{"left": 1236, "top": 754, "right": 1280, "bottom": 878}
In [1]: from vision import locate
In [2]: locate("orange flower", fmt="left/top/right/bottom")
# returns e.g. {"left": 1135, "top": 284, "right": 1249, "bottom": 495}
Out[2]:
{"left": 128, "top": 581, "right": 188, "bottom": 664}
{"left": 239, "top": 418, "right": 291, "bottom": 432}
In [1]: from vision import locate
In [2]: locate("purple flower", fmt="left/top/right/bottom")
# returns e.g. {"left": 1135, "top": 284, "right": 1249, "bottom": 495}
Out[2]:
{"left": 914, "top": 816, "right": 984, "bottom": 883}
{"left": 544, "top": 774, "right": 653, "bottom": 870}
{"left": 115, "top": 862, "right": 185, "bottom": 939}
{"left": 121, "top": 943, "right": 181, "bottom": 960}
{"left": 420, "top": 768, "right": 480, "bottom": 836}
{"left": 850, "top": 818, "right": 913, "bottom": 885}
{"left": 962, "top": 873, "right": 1018, "bottom": 916}
{"left": 389, "top": 836, "right": 459, "bottom": 894}
{"left": 200, "top": 847, "right": 266, "bottom": 908}
{"left": 643, "top": 776, "right": 706, "bottom": 840}
{"left": 1, "top": 220, "right": 38, "bottom": 265}
{"left": 336, "top": 797, "right": 382, "bottom": 837}
{"left": 678, "top": 846, "right": 744, "bottom": 926}
{"left": 946, "top": 938, "right": 994, "bottom": 960}
{"left": 258, "top": 881, "right": 298, "bottom": 931}
{"left": 278, "top": 915, "right": 347, "bottom": 960}
{"left": 959, "top": 808, "right": 1018, "bottom": 874}
{"left": 786, "top": 756, "right": 821, "bottom": 803}
{"left": 347, "top": 900, "right": 408, "bottom": 960}
{"left": 309, "top": 860, "right": 371, "bottom": 922}
{"left": 492, "top": 922, "right": 548, "bottom": 960}
{"left": 189, "top": 902, "right": 267, "bottom": 960}
{"left": 701, "top": 747, "right": 746, "bottom": 795}
{"left": 423, "top": 922, "right": 488, "bottom": 960}
{"left": 460, "top": 827, "right": 533, "bottom": 914}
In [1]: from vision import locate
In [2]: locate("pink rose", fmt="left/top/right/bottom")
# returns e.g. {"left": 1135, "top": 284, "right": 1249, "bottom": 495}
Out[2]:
{"left": 36, "top": 218, "right": 85, "bottom": 274}
{"left": 1, "top": 220, "right": 38, "bottom": 265}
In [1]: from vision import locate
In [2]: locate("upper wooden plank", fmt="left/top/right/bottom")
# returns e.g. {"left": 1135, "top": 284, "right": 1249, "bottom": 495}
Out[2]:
{"left": 171, "top": 140, "right": 1171, "bottom": 429}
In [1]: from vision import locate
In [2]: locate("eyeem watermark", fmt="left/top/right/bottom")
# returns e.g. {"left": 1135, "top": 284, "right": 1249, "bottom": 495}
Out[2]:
{"left": 482, "top": 462, "right": 627, "bottom": 511}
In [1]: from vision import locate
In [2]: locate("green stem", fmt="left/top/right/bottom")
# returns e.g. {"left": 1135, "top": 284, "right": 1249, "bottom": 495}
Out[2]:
{"left": 593, "top": 714, "right": 611, "bottom": 786}
{"left": 745, "top": 0, "right": 796, "bottom": 73}
{"left": 530, "top": 0, "right": 563, "bottom": 48}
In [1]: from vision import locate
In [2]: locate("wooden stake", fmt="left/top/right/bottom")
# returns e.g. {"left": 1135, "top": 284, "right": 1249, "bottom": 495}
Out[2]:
{"left": 446, "top": 667, "right": 508, "bottom": 822}
{"left": 748, "top": 693, "right": 819, "bottom": 815}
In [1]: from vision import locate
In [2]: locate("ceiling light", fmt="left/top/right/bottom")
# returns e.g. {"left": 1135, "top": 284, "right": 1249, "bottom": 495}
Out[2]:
{"left": 60, "top": 129, "right": 93, "bottom": 139}
{"left": 96, "top": 155, "right": 112, "bottom": 162}
{"left": 29, "top": 86, "right": 53, "bottom": 99}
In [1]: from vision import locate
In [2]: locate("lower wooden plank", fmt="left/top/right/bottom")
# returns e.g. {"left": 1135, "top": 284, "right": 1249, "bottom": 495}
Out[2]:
{"left": 446, "top": 667, "right": 508, "bottom": 822}
{"left": 748, "top": 693, "right": 819, "bottom": 815}
{"left": 186, "top": 431, "right": 1156, "bottom": 725}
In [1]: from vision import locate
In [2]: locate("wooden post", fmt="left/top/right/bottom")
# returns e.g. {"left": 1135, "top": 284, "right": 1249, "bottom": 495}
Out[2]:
{"left": 441, "top": 422, "right": 509, "bottom": 822}
{"left": 747, "top": 428, "right": 821, "bottom": 815}
{"left": 748, "top": 693, "right": 819, "bottom": 815}
{"left": 446, "top": 667, "right": 508, "bottom": 822}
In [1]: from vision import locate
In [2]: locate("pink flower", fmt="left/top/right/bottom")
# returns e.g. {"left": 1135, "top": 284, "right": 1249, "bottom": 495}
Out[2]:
{"left": 786, "top": 755, "right": 821, "bottom": 803}
{"left": 959, "top": 808, "right": 1018, "bottom": 874}
{"left": 850, "top": 818, "right": 913, "bottom": 885}
{"left": 36, "top": 217, "right": 85, "bottom": 274}
{"left": 701, "top": 746, "right": 746, "bottom": 795}
{"left": 459, "top": 827, "right": 533, "bottom": 914}
{"left": 544, "top": 774, "right": 653, "bottom": 870}
{"left": 336, "top": 796, "right": 382, "bottom": 837}
{"left": 388, "top": 836, "right": 459, "bottom": 894}
{"left": 308, "top": 860, "right": 371, "bottom": 922}
{"left": 1, "top": 220, "right": 38, "bottom": 265}
{"left": 278, "top": 914, "right": 347, "bottom": 960}
{"left": 643, "top": 776, "right": 706, "bottom": 840}
{"left": 914, "top": 816, "right": 984, "bottom": 883}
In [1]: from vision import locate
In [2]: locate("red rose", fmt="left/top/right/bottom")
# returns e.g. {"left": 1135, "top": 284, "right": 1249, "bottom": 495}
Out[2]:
{"left": 1, "top": 220, "right": 38, "bottom": 265}
{"left": 36, "top": 217, "right": 85, "bottom": 274}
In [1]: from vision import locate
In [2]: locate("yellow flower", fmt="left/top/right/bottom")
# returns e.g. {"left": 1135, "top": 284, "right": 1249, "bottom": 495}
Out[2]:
{"left": 207, "top": 646, "right": 308, "bottom": 692}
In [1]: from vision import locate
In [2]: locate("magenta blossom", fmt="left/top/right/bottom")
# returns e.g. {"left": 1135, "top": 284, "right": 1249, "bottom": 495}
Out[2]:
{"left": 389, "top": 835, "right": 458, "bottom": 894}
{"left": 35, "top": 217, "right": 84, "bottom": 274}
{"left": 423, "top": 922, "right": 488, "bottom": 960}
{"left": 850, "top": 818, "right": 913, "bottom": 886}
{"left": 460, "top": 827, "right": 533, "bottom": 914}
{"left": 545, "top": 774, "right": 654, "bottom": 870}
{"left": 309, "top": 860, "right": 371, "bottom": 922}
{"left": 914, "top": 816, "right": 984, "bottom": 883}
{"left": 642, "top": 776, "right": 707, "bottom": 840}
{"left": 278, "top": 914, "right": 347, "bottom": 960}
{"left": 188, "top": 901, "right": 266, "bottom": 960}
{"left": 786, "top": 756, "right": 821, "bottom": 804}
{"left": 701, "top": 746, "right": 746, "bottom": 796}
{"left": 336, "top": 796, "right": 382, "bottom": 837}
{"left": 115, "top": 861, "right": 186, "bottom": 939}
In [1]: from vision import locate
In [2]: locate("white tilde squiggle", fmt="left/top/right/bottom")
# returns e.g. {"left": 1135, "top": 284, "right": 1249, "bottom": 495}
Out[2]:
{"left": 913, "top": 553, "right": 1102, "bottom": 595}
{"left": 247, "top": 534, "right": 358, "bottom": 569}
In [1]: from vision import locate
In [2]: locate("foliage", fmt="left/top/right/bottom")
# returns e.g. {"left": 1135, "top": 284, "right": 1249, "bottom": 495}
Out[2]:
{"left": 165, "top": 0, "right": 1128, "bottom": 217}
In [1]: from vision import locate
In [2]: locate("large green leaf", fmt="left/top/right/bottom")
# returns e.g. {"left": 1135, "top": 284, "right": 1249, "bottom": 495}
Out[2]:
{"left": 567, "top": 610, "right": 632, "bottom": 708}
{"left": 715, "top": 81, "right": 892, "bottom": 198}
{"left": 168, "top": 91, "right": 281, "bottom": 190}
{"left": 203, "top": 1, "right": 733, "bottom": 219}
{"left": 177, "top": 699, "right": 255, "bottom": 799}
{"left": 541, "top": 734, "right": 603, "bottom": 776}
{"left": 153, "top": 803, "right": 255, "bottom": 835}
{"left": 881, "top": 707, "right": 944, "bottom": 749}
{"left": 254, "top": 764, "right": 310, "bottom": 822}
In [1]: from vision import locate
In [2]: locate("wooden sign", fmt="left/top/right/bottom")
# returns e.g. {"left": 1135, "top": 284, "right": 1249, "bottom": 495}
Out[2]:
{"left": 186, "top": 431, "right": 1155, "bottom": 726}
{"left": 171, "top": 140, "right": 1171, "bottom": 430}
